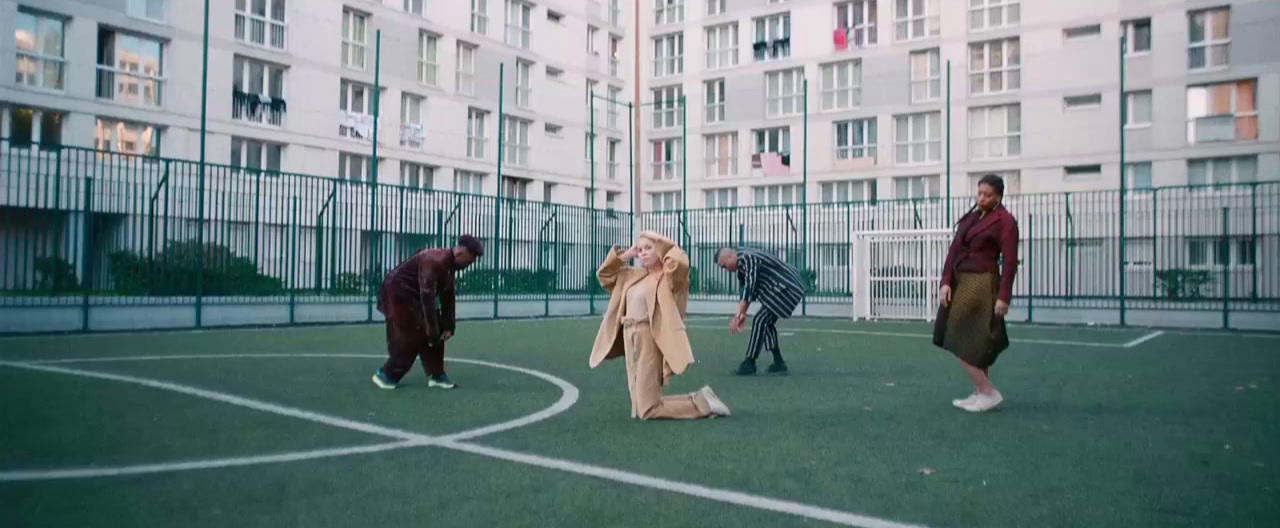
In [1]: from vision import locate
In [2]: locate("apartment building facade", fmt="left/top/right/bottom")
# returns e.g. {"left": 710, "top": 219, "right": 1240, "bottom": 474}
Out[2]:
{"left": 636, "top": 0, "right": 1280, "bottom": 213}
{"left": 1, "top": 0, "right": 633, "bottom": 210}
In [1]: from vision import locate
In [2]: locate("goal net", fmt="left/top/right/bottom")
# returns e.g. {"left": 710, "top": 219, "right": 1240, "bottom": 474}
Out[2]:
{"left": 851, "top": 229, "right": 953, "bottom": 321}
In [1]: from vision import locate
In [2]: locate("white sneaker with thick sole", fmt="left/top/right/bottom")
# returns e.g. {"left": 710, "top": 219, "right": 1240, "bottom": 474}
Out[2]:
{"left": 962, "top": 391, "right": 1004, "bottom": 412}
{"left": 699, "top": 386, "right": 731, "bottom": 417}
{"left": 952, "top": 392, "right": 979, "bottom": 409}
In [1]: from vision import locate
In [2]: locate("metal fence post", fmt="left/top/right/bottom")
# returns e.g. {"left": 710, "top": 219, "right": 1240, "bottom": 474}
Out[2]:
{"left": 1221, "top": 207, "right": 1230, "bottom": 329}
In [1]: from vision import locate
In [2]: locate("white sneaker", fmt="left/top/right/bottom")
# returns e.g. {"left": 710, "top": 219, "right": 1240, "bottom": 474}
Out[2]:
{"left": 952, "top": 392, "right": 979, "bottom": 409}
{"left": 962, "top": 390, "right": 1004, "bottom": 412}
{"left": 699, "top": 386, "right": 731, "bottom": 417}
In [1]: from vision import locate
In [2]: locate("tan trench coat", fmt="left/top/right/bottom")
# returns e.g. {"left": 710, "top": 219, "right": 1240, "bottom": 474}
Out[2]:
{"left": 588, "top": 232, "right": 694, "bottom": 376}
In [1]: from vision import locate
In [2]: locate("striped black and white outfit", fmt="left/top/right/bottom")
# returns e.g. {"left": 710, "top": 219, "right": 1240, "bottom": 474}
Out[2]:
{"left": 736, "top": 247, "right": 806, "bottom": 364}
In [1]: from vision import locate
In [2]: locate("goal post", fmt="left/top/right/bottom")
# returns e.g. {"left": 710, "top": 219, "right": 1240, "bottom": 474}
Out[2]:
{"left": 851, "top": 229, "right": 953, "bottom": 321}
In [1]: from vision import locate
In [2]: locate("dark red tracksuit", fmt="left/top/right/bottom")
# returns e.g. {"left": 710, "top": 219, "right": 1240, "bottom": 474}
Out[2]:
{"left": 376, "top": 248, "right": 457, "bottom": 382}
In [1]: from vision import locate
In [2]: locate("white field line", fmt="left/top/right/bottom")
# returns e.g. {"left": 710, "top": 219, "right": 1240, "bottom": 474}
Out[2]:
{"left": 685, "top": 325, "right": 1124, "bottom": 348}
{"left": 1122, "top": 331, "right": 1165, "bottom": 348}
{"left": 0, "top": 355, "right": 930, "bottom": 528}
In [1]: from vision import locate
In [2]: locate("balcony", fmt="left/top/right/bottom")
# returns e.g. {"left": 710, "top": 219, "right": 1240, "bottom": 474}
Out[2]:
{"left": 235, "top": 11, "right": 287, "bottom": 50}
{"left": 400, "top": 122, "right": 424, "bottom": 148}
{"left": 232, "top": 90, "right": 286, "bottom": 127}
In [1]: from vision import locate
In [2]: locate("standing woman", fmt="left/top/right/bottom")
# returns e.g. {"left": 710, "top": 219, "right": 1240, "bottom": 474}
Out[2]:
{"left": 589, "top": 231, "right": 731, "bottom": 420}
{"left": 934, "top": 174, "right": 1019, "bottom": 412}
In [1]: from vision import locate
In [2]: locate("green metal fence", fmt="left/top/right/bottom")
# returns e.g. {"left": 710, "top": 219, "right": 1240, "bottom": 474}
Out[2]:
{"left": 1, "top": 138, "right": 1276, "bottom": 332}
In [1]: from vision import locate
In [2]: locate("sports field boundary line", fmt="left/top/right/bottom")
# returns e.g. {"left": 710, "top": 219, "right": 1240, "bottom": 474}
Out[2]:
{"left": 685, "top": 325, "right": 1124, "bottom": 348}
{"left": 1122, "top": 331, "right": 1164, "bottom": 348}
{"left": 0, "top": 356, "right": 930, "bottom": 528}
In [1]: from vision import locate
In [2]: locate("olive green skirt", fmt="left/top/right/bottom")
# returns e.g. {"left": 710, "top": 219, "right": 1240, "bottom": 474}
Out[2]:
{"left": 932, "top": 272, "right": 1009, "bottom": 369}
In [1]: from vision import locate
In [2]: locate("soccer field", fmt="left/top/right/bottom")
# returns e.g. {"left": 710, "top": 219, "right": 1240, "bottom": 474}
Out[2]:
{"left": 2, "top": 317, "right": 1277, "bottom": 527}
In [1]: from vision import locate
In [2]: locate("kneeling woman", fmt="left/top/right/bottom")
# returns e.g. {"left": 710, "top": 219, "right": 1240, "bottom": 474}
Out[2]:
{"left": 589, "top": 231, "right": 730, "bottom": 420}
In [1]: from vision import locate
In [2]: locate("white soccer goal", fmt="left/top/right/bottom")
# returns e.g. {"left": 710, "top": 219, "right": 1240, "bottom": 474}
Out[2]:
{"left": 851, "top": 229, "right": 953, "bottom": 321}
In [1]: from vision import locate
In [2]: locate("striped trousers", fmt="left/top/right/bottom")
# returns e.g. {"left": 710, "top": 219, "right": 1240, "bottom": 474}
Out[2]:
{"left": 744, "top": 308, "right": 785, "bottom": 364}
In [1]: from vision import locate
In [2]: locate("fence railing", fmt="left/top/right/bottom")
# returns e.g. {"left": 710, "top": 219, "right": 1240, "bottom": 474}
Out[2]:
{"left": 1, "top": 138, "right": 1276, "bottom": 331}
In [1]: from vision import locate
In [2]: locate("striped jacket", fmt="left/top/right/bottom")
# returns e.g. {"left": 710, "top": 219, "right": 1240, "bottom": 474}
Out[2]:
{"left": 736, "top": 247, "right": 806, "bottom": 318}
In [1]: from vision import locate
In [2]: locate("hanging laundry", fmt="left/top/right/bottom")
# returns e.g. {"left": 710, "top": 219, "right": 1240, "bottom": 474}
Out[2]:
{"left": 833, "top": 28, "right": 849, "bottom": 51}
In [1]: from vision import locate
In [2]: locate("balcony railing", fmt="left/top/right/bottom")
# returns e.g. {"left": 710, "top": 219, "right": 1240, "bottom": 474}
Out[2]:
{"left": 232, "top": 90, "right": 286, "bottom": 127}
{"left": 96, "top": 65, "right": 163, "bottom": 107}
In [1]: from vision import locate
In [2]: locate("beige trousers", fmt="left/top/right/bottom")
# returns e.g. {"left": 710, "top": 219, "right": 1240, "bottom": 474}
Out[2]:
{"left": 621, "top": 321, "right": 711, "bottom": 420}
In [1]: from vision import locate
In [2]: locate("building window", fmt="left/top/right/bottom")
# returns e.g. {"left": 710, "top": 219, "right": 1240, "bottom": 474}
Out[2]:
{"left": 1123, "top": 18, "right": 1151, "bottom": 56}
{"left": 401, "top": 162, "right": 434, "bottom": 188}
{"left": 338, "top": 152, "right": 373, "bottom": 181}
{"left": 502, "top": 176, "right": 530, "bottom": 200}
{"left": 1063, "top": 164, "right": 1102, "bottom": 182}
{"left": 910, "top": 48, "right": 940, "bottom": 103}
{"left": 400, "top": 93, "right": 424, "bottom": 148}
{"left": 820, "top": 60, "right": 862, "bottom": 110}
{"left": 455, "top": 170, "right": 485, "bottom": 194}
{"left": 338, "top": 80, "right": 374, "bottom": 139}
{"left": 607, "top": 85, "right": 622, "bottom": 129}
{"left": 96, "top": 30, "right": 164, "bottom": 107}
{"left": 753, "top": 127, "right": 790, "bottom": 154}
{"left": 341, "top": 9, "right": 367, "bottom": 70}
{"left": 467, "top": 108, "right": 488, "bottom": 159}
{"left": 753, "top": 184, "right": 802, "bottom": 206}
{"left": 894, "top": 112, "right": 940, "bottom": 164}
{"left": 15, "top": 10, "right": 66, "bottom": 91}
{"left": 1063, "top": 93, "right": 1102, "bottom": 109}
{"left": 655, "top": 0, "right": 684, "bottom": 25}
{"left": 587, "top": 25, "right": 599, "bottom": 55}
{"left": 651, "top": 138, "right": 681, "bottom": 181}
{"left": 1063, "top": 24, "right": 1102, "bottom": 40}
{"left": 753, "top": 13, "right": 791, "bottom": 61}
{"left": 610, "top": 0, "right": 622, "bottom": 26}
{"left": 705, "top": 79, "right": 725, "bottom": 124}
{"left": 505, "top": 0, "right": 532, "bottom": 49}
{"left": 969, "top": 38, "right": 1020, "bottom": 95}
{"left": 5, "top": 106, "right": 64, "bottom": 148}
{"left": 969, "top": 0, "right": 1018, "bottom": 32}
{"left": 504, "top": 117, "right": 531, "bottom": 167}
{"left": 705, "top": 23, "right": 738, "bottom": 70}
{"left": 969, "top": 105, "right": 1020, "bottom": 160}
{"left": 607, "top": 139, "right": 620, "bottom": 179}
{"left": 127, "top": 0, "right": 166, "bottom": 21}
{"left": 609, "top": 34, "right": 621, "bottom": 75}
{"left": 418, "top": 32, "right": 439, "bottom": 86}
{"left": 542, "top": 182, "right": 556, "bottom": 203}
{"left": 705, "top": 132, "right": 738, "bottom": 177}
{"left": 650, "top": 191, "right": 682, "bottom": 212}
{"left": 471, "top": 0, "right": 488, "bottom": 34}
{"left": 235, "top": 0, "right": 287, "bottom": 50}
{"left": 605, "top": 191, "right": 619, "bottom": 212}
{"left": 894, "top": 0, "right": 938, "bottom": 41}
{"left": 1125, "top": 90, "right": 1152, "bottom": 127}
{"left": 96, "top": 118, "right": 160, "bottom": 157}
{"left": 1187, "top": 238, "right": 1255, "bottom": 268}
{"left": 704, "top": 188, "right": 738, "bottom": 209}
{"left": 515, "top": 59, "right": 532, "bottom": 108}
{"left": 894, "top": 175, "right": 939, "bottom": 199}
{"left": 835, "top": 0, "right": 877, "bottom": 48}
{"left": 765, "top": 68, "right": 804, "bottom": 118}
{"left": 834, "top": 118, "right": 876, "bottom": 161}
{"left": 821, "top": 180, "right": 876, "bottom": 203}
{"left": 653, "top": 33, "right": 684, "bottom": 77}
{"left": 232, "top": 56, "right": 286, "bottom": 126}
{"left": 403, "top": 0, "right": 424, "bottom": 16}
{"left": 230, "top": 137, "right": 282, "bottom": 174}
{"left": 1186, "top": 80, "right": 1256, "bottom": 143}
{"left": 707, "top": 0, "right": 726, "bottom": 16}
{"left": 652, "top": 85, "right": 683, "bottom": 129}
{"left": 1188, "top": 156, "right": 1256, "bottom": 187}
{"left": 1126, "top": 162, "right": 1152, "bottom": 192}
{"left": 1188, "top": 7, "right": 1229, "bottom": 70}
{"left": 456, "top": 43, "right": 477, "bottom": 96}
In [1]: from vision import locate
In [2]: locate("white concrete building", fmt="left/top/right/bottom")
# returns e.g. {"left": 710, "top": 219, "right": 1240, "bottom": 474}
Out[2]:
{"left": 0, "top": 0, "right": 634, "bottom": 210}
{"left": 634, "top": 0, "right": 1280, "bottom": 212}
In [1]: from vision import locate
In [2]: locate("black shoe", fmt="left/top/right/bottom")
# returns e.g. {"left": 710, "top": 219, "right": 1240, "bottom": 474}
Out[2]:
{"left": 766, "top": 361, "right": 788, "bottom": 375}
{"left": 734, "top": 360, "right": 757, "bottom": 376}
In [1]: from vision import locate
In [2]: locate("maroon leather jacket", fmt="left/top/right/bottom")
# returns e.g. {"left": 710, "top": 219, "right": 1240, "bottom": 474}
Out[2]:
{"left": 941, "top": 205, "right": 1020, "bottom": 303}
{"left": 377, "top": 248, "right": 457, "bottom": 336}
